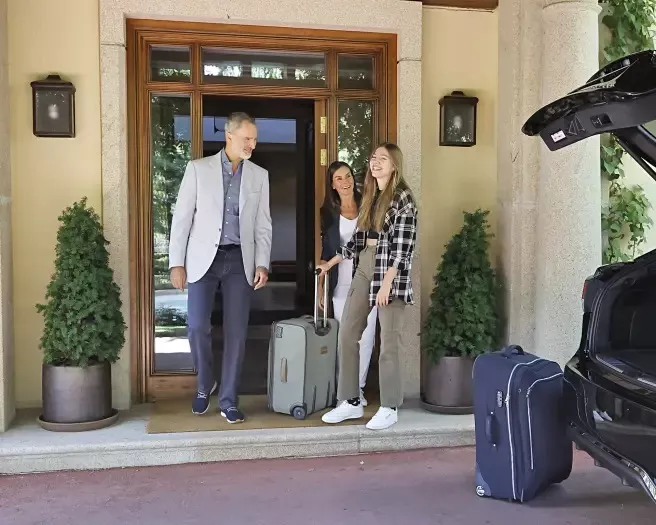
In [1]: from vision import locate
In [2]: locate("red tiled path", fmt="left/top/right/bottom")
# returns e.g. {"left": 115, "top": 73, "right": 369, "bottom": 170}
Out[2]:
{"left": 0, "top": 447, "right": 652, "bottom": 524}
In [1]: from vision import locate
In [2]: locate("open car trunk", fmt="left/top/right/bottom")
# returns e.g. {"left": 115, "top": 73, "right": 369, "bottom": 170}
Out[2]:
{"left": 591, "top": 259, "right": 656, "bottom": 383}
{"left": 522, "top": 49, "right": 656, "bottom": 386}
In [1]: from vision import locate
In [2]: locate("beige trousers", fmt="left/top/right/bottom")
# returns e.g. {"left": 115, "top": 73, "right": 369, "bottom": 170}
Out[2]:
{"left": 336, "top": 246, "right": 406, "bottom": 407}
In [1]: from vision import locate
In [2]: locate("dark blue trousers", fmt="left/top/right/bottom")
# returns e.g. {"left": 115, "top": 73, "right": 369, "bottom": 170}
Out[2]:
{"left": 187, "top": 246, "right": 253, "bottom": 410}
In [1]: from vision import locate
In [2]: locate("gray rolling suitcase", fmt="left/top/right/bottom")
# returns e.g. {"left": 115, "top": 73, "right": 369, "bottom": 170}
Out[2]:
{"left": 267, "top": 270, "right": 338, "bottom": 420}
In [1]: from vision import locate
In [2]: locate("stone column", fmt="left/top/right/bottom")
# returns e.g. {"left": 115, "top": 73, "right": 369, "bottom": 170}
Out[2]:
{"left": 497, "top": 0, "right": 601, "bottom": 366}
{"left": 0, "top": 0, "right": 15, "bottom": 432}
{"left": 496, "top": 0, "right": 544, "bottom": 351}
{"left": 534, "top": 0, "right": 602, "bottom": 367}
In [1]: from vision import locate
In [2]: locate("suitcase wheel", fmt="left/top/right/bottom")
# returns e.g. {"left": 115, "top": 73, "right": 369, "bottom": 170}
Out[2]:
{"left": 291, "top": 405, "right": 307, "bottom": 420}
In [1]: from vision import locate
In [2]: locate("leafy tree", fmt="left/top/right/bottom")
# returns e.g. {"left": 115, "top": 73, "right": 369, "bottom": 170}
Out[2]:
{"left": 36, "top": 198, "right": 126, "bottom": 367}
{"left": 421, "top": 209, "right": 502, "bottom": 364}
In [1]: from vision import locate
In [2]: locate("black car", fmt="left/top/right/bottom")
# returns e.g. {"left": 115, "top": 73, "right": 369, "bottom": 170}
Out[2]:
{"left": 522, "top": 50, "right": 656, "bottom": 504}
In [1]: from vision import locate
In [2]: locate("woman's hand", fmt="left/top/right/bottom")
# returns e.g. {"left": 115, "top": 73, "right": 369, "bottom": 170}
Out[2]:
{"left": 376, "top": 281, "right": 392, "bottom": 307}
{"left": 316, "top": 262, "right": 331, "bottom": 277}
{"left": 316, "top": 255, "right": 343, "bottom": 278}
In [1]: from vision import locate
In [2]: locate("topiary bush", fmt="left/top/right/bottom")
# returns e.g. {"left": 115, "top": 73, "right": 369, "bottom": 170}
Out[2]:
{"left": 421, "top": 209, "right": 502, "bottom": 364}
{"left": 36, "top": 198, "right": 126, "bottom": 367}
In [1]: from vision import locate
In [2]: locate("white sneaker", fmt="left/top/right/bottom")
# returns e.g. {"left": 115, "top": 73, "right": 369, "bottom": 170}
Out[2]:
{"left": 322, "top": 401, "right": 364, "bottom": 423}
{"left": 360, "top": 389, "right": 368, "bottom": 407}
{"left": 366, "top": 407, "right": 398, "bottom": 430}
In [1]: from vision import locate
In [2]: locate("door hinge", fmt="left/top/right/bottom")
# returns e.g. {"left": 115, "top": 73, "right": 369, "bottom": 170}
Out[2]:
{"left": 320, "top": 149, "right": 327, "bottom": 166}
{"left": 320, "top": 116, "right": 327, "bottom": 134}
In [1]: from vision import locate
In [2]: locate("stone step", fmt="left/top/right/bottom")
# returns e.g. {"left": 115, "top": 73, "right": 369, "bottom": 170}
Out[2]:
{"left": 0, "top": 402, "right": 475, "bottom": 475}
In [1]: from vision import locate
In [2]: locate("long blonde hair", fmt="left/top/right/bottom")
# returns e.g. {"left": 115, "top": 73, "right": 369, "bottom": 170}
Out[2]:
{"left": 357, "top": 142, "right": 407, "bottom": 231}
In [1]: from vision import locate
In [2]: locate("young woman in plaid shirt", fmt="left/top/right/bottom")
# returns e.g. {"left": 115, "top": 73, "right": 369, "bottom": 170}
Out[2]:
{"left": 317, "top": 142, "right": 418, "bottom": 430}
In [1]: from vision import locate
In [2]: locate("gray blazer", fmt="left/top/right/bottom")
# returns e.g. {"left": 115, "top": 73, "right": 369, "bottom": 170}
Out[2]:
{"left": 168, "top": 152, "right": 273, "bottom": 285}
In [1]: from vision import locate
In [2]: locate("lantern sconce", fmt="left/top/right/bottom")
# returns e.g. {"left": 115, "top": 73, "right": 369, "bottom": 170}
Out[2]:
{"left": 30, "top": 74, "right": 76, "bottom": 138}
{"left": 438, "top": 90, "right": 478, "bottom": 147}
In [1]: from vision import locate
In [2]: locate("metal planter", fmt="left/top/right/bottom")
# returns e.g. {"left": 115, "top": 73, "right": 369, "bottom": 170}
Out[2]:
{"left": 39, "top": 362, "right": 118, "bottom": 431}
{"left": 421, "top": 356, "right": 474, "bottom": 415}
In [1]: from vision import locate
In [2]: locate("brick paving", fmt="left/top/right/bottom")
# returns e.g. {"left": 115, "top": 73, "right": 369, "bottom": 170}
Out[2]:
{"left": 0, "top": 446, "right": 652, "bottom": 524}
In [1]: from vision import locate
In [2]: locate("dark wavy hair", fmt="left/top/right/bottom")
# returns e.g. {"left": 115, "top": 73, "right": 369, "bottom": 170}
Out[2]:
{"left": 320, "top": 161, "right": 362, "bottom": 231}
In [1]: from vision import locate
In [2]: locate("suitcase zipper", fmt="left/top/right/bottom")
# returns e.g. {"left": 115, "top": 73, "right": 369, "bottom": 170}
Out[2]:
{"left": 525, "top": 373, "right": 563, "bottom": 470}
{"left": 506, "top": 358, "right": 544, "bottom": 500}
{"left": 527, "top": 395, "right": 535, "bottom": 470}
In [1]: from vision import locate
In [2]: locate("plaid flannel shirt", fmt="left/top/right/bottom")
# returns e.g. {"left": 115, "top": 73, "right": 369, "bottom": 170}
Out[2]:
{"left": 338, "top": 187, "right": 418, "bottom": 307}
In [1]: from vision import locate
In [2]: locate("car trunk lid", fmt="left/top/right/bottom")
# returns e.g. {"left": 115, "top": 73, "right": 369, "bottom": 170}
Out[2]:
{"left": 523, "top": 50, "right": 656, "bottom": 184}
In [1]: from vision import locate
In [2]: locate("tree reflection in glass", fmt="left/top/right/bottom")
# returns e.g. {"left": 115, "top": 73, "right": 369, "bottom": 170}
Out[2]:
{"left": 150, "top": 94, "right": 193, "bottom": 372}
{"left": 201, "top": 48, "right": 326, "bottom": 87}
{"left": 337, "top": 100, "right": 374, "bottom": 189}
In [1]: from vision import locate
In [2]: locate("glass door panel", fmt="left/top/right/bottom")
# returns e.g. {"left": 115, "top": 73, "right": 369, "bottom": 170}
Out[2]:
{"left": 337, "top": 99, "right": 375, "bottom": 187}
{"left": 150, "top": 94, "right": 193, "bottom": 373}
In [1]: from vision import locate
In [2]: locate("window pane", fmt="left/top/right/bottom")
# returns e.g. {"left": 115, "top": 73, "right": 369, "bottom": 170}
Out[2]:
{"left": 337, "top": 100, "right": 374, "bottom": 186}
{"left": 150, "top": 94, "right": 193, "bottom": 372}
{"left": 202, "top": 47, "right": 327, "bottom": 87}
{"left": 149, "top": 45, "right": 191, "bottom": 82}
{"left": 338, "top": 55, "right": 375, "bottom": 90}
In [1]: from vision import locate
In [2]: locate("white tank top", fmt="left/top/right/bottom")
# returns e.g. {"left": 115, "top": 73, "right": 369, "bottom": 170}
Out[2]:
{"left": 335, "top": 214, "right": 357, "bottom": 297}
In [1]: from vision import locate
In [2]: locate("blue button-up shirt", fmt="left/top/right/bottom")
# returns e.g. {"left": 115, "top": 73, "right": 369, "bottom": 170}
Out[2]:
{"left": 219, "top": 149, "right": 242, "bottom": 246}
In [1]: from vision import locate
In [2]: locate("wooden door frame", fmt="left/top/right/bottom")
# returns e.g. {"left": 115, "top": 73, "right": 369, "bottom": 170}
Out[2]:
{"left": 126, "top": 18, "right": 397, "bottom": 403}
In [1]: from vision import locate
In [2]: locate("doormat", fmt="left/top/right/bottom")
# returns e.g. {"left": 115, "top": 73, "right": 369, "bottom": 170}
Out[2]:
{"left": 146, "top": 394, "right": 378, "bottom": 434}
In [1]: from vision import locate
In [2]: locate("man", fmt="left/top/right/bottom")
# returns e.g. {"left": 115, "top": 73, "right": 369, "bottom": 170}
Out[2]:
{"left": 168, "top": 112, "right": 272, "bottom": 423}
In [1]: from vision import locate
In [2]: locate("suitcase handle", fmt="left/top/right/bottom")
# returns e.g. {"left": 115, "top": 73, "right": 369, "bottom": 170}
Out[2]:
{"left": 313, "top": 267, "right": 329, "bottom": 329}
{"left": 280, "top": 358, "right": 288, "bottom": 383}
{"left": 485, "top": 412, "right": 497, "bottom": 447}
{"left": 500, "top": 344, "right": 524, "bottom": 357}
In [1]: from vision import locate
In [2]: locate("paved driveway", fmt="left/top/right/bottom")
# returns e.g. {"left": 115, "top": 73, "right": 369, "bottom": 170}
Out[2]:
{"left": 0, "top": 447, "right": 652, "bottom": 524}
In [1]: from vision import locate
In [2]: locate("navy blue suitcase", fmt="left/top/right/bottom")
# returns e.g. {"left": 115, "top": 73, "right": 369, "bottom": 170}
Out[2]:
{"left": 473, "top": 344, "right": 572, "bottom": 502}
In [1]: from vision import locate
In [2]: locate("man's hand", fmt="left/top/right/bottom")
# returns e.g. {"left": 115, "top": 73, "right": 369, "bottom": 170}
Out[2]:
{"left": 170, "top": 266, "right": 187, "bottom": 291}
{"left": 254, "top": 266, "right": 269, "bottom": 290}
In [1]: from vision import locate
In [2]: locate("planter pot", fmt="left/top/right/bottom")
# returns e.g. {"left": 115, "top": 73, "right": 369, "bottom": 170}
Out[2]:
{"left": 421, "top": 356, "right": 474, "bottom": 415}
{"left": 38, "top": 362, "right": 119, "bottom": 432}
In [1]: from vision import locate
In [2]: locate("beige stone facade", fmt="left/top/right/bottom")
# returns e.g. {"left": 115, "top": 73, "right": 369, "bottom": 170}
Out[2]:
{"left": 0, "top": 0, "right": 605, "bottom": 431}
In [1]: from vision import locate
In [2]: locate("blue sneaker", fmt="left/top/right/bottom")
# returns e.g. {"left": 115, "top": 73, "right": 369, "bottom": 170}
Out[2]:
{"left": 191, "top": 382, "right": 217, "bottom": 415}
{"left": 220, "top": 406, "right": 245, "bottom": 424}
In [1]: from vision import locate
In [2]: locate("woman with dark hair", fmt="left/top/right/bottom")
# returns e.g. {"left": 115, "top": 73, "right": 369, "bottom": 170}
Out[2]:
{"left": 317, "top": 143, "right": 418, "bottom": 430}
{"left": 319, "top": 161, "right": 378, "bottom": 407}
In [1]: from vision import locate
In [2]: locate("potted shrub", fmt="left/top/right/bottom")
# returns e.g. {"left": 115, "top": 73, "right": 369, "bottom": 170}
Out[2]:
{"left": 420, "top": 209, "right": 501, "bottom": 414}
{"left": 36, "top": 198, "right": 126, "bottom": 431}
